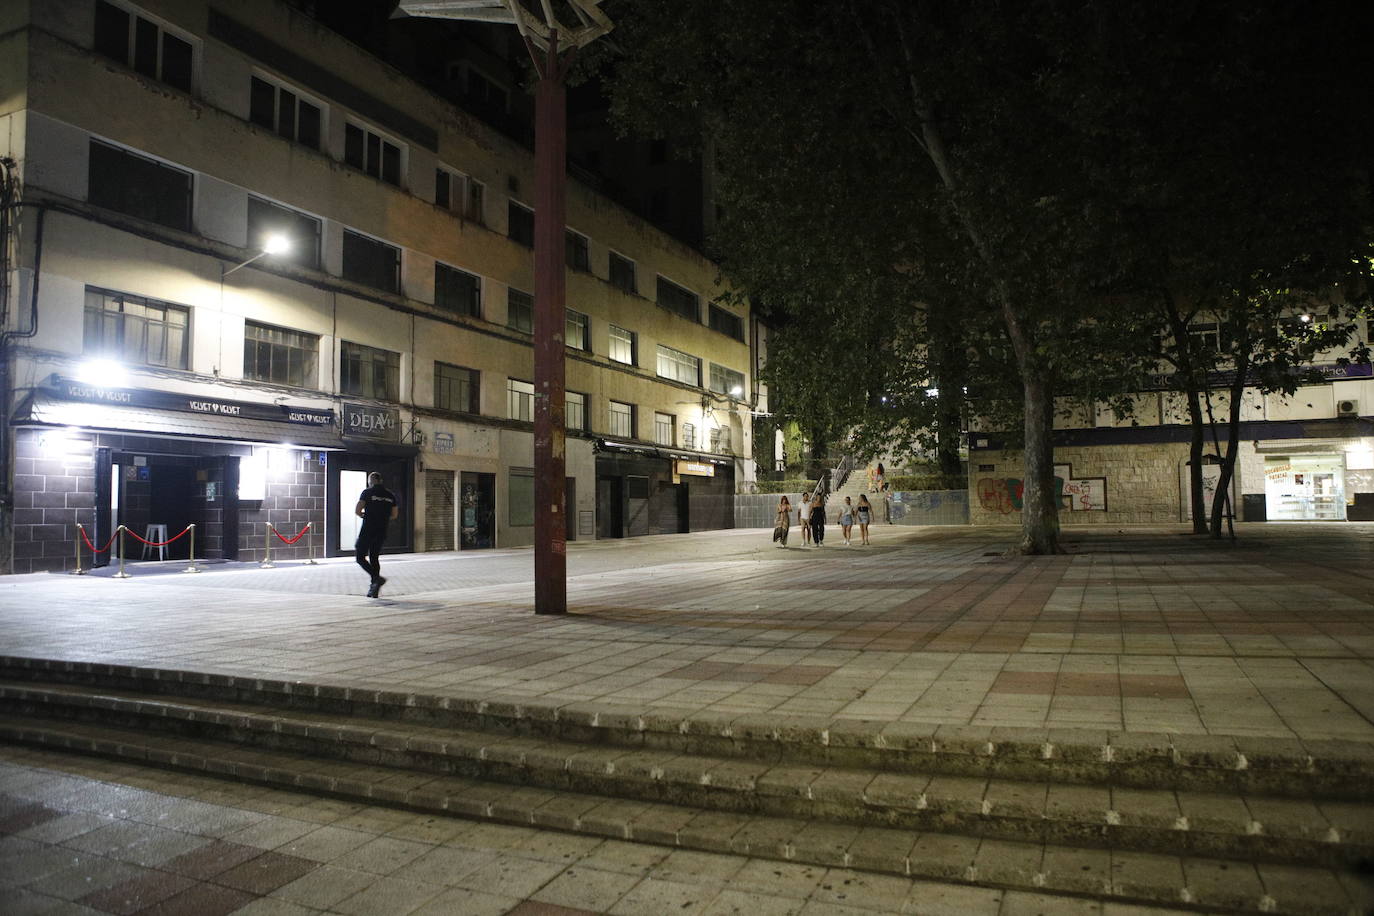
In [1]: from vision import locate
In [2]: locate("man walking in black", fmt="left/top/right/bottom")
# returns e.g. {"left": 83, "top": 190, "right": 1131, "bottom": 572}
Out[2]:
{"left": 355, "top": 472, "right": 398, "bottom": 597}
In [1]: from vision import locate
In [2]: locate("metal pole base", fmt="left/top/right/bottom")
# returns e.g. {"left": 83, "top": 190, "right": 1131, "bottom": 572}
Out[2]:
{"left": 112, "top": 571, "right": 132, "bottom": 579}
{"left": 259, "top": 561, "right": 275, "bottom": 569}
{"left": 182, "top": 566, "right": 201, "bottom": 574}
{"left": 69, "top": 568, "right": 88, "bottom": 576}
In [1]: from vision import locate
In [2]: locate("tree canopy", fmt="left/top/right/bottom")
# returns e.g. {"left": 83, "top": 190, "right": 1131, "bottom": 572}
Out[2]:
{"left": 603, "top": 0, "right": 1373, "bottom": 549}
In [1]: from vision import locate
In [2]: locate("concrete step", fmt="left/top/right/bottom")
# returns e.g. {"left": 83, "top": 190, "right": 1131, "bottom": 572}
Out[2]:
{"left": 0, "top": 713, "right": 1368, "bottom": 916}
{"left": 1, "top": 678, "right": 1370, "bottom": 871}
{"left": 4, "top": 657, "right": 1370, "bottom": 800}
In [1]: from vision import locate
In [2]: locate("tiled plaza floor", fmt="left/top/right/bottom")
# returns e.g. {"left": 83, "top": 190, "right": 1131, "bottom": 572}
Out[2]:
{"left": 1, "top": 522, "right": 1371, "bottom": 741}
{"left": 0, "top": 744, "right": 1207, "bottom": 915}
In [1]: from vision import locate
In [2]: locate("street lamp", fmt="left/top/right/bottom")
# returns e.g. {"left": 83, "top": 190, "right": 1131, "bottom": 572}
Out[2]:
{"left": 223, "top": 233, "right": 291, "bottom": 276}
{"left": 397, "top": 0, "right": 612, "bottom": 616}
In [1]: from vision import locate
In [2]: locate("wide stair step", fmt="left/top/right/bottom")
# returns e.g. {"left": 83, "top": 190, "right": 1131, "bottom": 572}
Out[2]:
{"left": 1, "top": 657, "right": 1371, "bottom": 915}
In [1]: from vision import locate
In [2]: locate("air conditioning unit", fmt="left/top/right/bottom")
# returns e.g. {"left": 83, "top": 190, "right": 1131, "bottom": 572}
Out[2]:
{"left": 1337, "top": 398, "right": 1360, "bottom": 418}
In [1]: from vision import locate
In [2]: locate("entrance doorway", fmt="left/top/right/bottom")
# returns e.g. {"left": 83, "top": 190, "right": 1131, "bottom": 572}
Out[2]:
{"left": 338, "top": 469, "right": 368, "bottom": 552}
{"left": 110, "top": 456, "right": 214, "bottom": 560}
{"left": 1265, "top": 455, "right": 1346, "bottom": 520}
{"left": 425, "top": 471, "right": 455, "bottom": 551}
{"left": 460, "top": 472, "right": 495, "bottom": 549}
{"left": 597, "top": 476, "right": 623, "bottom": 538}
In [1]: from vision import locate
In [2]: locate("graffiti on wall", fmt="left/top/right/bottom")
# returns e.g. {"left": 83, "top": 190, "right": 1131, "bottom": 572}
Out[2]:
{"left": 977, "top": 464, "right": 1107, "bottom": 514}
{"left": 977, "top": 477, "right": 1024, "bottom": 514}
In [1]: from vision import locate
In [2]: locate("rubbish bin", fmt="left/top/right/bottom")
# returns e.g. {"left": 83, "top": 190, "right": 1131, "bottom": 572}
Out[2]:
{"left": 1241, "top": 493, "right": 1266, "bottom": 522}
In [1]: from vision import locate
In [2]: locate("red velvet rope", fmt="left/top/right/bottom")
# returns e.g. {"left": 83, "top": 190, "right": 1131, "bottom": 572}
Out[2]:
{"left": 122, "top": 526, "right": 191, "bottom": 547}
{"left": 78, "top": 526, "right": 122, "bottom": 554}
{"left": 270, "top": 523, "right": 311, "bottom": 545}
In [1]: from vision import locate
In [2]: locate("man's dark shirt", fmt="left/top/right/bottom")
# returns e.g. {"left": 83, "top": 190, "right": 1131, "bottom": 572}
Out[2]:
{"left": 358, "top": 485, "right": 398, "bottom": 541}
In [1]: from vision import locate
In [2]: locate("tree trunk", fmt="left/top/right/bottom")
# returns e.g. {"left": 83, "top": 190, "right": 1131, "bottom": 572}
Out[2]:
{"left": 1017, "top": 371, "right": 1062, "bottom": 554}
{"left": 1185, "top": 385, "right": 1208, "bottom": 534}
{"left": 1208, "top": 358, "right": 1247, "bottom": 538}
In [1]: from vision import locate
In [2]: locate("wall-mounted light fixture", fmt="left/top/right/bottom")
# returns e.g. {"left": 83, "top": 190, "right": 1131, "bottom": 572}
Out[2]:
{"left": 223, "top": 233, "right": 290, "bottom": 277}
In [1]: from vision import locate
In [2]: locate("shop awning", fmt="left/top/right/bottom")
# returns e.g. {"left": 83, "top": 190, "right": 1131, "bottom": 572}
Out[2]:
{"left": 13, "top": 394, "right": 348, "bottom": 451}
{"left": 593, "top": 438, "right": 733, "bottom": 465}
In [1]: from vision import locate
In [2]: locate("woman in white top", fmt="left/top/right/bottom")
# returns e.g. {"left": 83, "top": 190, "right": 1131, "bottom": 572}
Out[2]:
{"left": 797, "top": 491, "right": 812, "bottom": 545}
{"left": 838, "top": 496, "right": 855, "bottom": 546}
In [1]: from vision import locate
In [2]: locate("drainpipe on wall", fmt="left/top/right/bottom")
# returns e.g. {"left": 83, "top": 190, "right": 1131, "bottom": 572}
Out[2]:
{"left": 0, "top": 159, "right": 46, "bottom": 575}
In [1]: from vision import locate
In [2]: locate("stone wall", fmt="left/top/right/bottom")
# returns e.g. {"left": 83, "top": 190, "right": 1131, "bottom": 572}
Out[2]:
{"left": 238, "top": 454, "right": 326, "bottom": 564}
{"left": 969, "top": 443, "right": 1192, "bottom": 526}
{"left": 9, "top": 428, "right": 98, "bottom": 575}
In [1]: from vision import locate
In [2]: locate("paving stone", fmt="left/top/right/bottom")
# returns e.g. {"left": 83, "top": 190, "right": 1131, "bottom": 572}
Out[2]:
{"left": 1254, "top": 863, "right": 1354, "bottom": 916}
{"left": 971, "top": 838, "right": 1041, "bottom": 886}
{"left": 1039, "top": 845, "right": 1111, "bottom": 896}
{"left": 906, "top": 833, "right": 979, "bottom": 882}
{"left": 1180, "top": 857, "right": 1262, "bottom": 911}
{"left": 1108, "top": 850, "right": 1184, "bottom": 902}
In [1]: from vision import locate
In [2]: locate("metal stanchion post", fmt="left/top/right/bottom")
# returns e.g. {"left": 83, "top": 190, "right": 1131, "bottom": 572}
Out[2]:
{"left": 112, "top": 526, "right": 131, "bottom": 578}
{"left": 183, "top": 524, "right": 200, "bottom": 573}
{"left": 260, "top": 522, "right": 275, "bottom": 568}
{"left": 306, "top": 522, "right": 317, "bottom": 565}
{"left": 71, "top": 523, "right": 87, "bottom": 575}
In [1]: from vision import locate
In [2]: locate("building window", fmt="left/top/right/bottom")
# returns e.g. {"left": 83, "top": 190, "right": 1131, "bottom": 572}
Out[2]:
{"left": 654, "top": 412, "right": 675, "bottom": 446}
{"left": 508, "top": 201, "right": 534, "bottom": 247}
{"left": 566, "top": 391, "right": 586, "bottom": 431}
{"left": 710, "top": 426, "right": 732, "bottom": 454}
{"left": 342, "top": 230, "right": 400, "bottom": 294}
{"left": 344, "top": 122, "right": 402, "bottom": 186}
{"left": 84, "top": 286, "right": 189, "bottom": 370}
{"left": 608, "top": 325, "right": 636, "bottom": 365}
{"left": 608, "top": 400, "right": 634, "bottom": 438}
{"left": 1188, "top": 321, "right": 1221, "bottom": 353}
{"left": 435, "top": 362, "right": 478, "bottom": 413}
{"left": 565, "top": 230, "right": 590, "bottom": 271}
{"left": 507, "top": 378, "right": 535, "bottom": 422}
{"left": 340, "top": 341, "right": 399, "bottom": 400}
{"left": 243, "top": 321, "right": 318, "bottom": 388}
{"left": 88, "top": 140, "right": 192, "bottom": 232}
{"left": 657, "top": 345, "right": 701, "bottom": 386}
{"left": 250, "top": 75, "right": 321, "bottom": 149}
{"left": 435, "top": 263, "right": 481, "bottom": 317}
{"left": 657, "top": 276, "right": 699, "bottom": 322}
{"left": 709, "top": 364, "right": 746, "bottom": 398}
{"left": 247, "top": 196, "right": 320, "bottom": 270}
{"left": 465, "top": 66, "right": 510, "bottom": 113}
{"left": 435, "top": 168, "right": 453, "bottom": 209}
{"left": 682, "top": 422, "right": 696, "bottom": 450}
{"left": 709, "top": 304, "right": 745, "bottom": 342}
{"left": 609, "top": 252, "right": 637, "bottom": 294}
{"left": 566, "top": 309, "right": 590, "bottom": 352}
{"left": 94, "top": 0, "right": 194, "bottom": 93}
{"left": 509, "top": 467, "right": 534, "bottom": 527}
{"left": 507, "top": 288, "right": 533, "bottom": 334}
{"left": 465, "top": 178, "right": 485, "bottom": 224}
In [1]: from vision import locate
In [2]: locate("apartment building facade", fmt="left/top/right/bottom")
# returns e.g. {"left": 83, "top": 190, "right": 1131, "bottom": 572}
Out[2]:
{"left": 0, "top": 0, "right": 754, "bottom": 574}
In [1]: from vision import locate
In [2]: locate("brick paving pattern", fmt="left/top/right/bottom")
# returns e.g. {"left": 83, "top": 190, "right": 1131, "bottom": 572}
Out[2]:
{"left": 1, "top": 524, "right": 1370, "bottom": 740}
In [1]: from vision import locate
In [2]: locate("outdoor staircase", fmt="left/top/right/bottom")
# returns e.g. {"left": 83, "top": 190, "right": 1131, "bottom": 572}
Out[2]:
{"left": 1, "top": 655, "right": 1371, "bottom": 915}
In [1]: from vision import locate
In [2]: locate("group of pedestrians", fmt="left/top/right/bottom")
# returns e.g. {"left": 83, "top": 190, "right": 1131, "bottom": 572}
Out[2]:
{"left": 773, "top": 490, "right": 874, "bottom": 548}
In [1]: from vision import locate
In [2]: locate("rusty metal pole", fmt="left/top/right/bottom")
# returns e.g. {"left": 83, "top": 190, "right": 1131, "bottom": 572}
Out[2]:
{"left": 532, "top": 31, "right": 568, "bottom": 615}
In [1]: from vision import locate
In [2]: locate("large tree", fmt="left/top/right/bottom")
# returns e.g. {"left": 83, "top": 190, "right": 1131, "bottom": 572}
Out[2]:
{"left": 608, "top": 0, "right": 1162, "bottom": 554}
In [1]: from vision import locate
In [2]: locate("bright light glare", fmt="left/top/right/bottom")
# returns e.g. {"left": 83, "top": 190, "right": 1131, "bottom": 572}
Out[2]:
{"left": 729, "top": 385, "right": 743, "bottom": 397}
{"left": 263, "top": 233, "right": 291, "bottom": 256}
{"left": 76, "top": 359, "right": 128, "bottom": 387}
